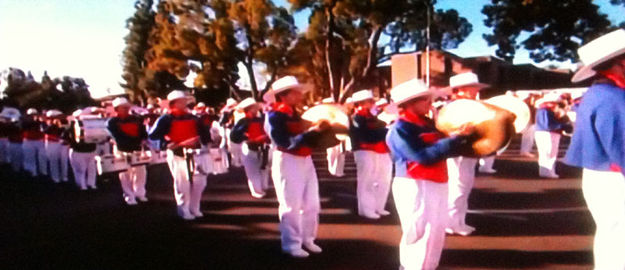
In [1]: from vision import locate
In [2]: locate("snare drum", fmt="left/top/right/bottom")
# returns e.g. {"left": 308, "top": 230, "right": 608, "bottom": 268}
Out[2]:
{"left": 210, "top": 148, "right": 228, "bottom": 175}
{"left": 183, "top": 148, "right": 212, "bottom": 176}
{"left": 75, "top": 117, "right": 110, "bottom": 143}
{"left": 95, "top": 154, "right": 129, "bottom": 175}
{"left": 128, "top": 151, "right": 152, "bottom": 166}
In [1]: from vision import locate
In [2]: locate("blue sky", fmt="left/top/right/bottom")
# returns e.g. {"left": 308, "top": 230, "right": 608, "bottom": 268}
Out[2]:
{"left": 0, "top": 0, "right": 623, "bottom": 97}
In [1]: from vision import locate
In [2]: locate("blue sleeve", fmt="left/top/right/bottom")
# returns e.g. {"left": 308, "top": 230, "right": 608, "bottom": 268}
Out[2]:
{"left": 352, "top": 115, "right": 388, "bottom": 143}
{"left": 148, "top": 115, "right": 171, "bottom": 141}
{"left": 594, "top": 103, "right": 625, "bottom": 172}
{"left": 139, "top": 118, "right": 148, "bottom": 140}
{"left": 536, "top": 109, "right": 569, "bottom": 131}
{"left": 230, "top": 118, "right": 249, "bottom": 144}
{"left": 268, "top": 111, "right": 316, "bottom": 149}
{"left": 386, "top": 123, "right": 462, "bottom": 165}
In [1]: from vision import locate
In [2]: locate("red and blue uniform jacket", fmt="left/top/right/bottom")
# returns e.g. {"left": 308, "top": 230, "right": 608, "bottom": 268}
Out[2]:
{"left": 385, "top": 110, "right": 469, "bottom": 183}
{"left": 148, "top": 110, "right": 211, "bottom": 155}
{"left": 7, "top": 122, "right": 22, "bottom": 143}
{"left": 22, "top": 119, "right": 45, "bottom": 140}
{"left": 349, "top": 107, "right": 389, "bottom": 153}
{"left": 107, "top": 115, "right": 148, "bottom": 153}
{"left": 230, "top": 113, "right": 269, "bottom": 150}
{"left": 267, "top": 102, "right": 320, "bottom": 157}
{"left": 44, "top": 124, "right": 65, "bottom": 142}
{"left": 565, "top": 82, "right": 625, "bottom": 173}
{"left": 535, "top": 106, "right": 572, "bottom": 133}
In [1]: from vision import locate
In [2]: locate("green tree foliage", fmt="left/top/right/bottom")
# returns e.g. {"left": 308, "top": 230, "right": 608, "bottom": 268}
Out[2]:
{"left": 121, "top": 0, "right": 156, "bottom": 104}
{"left": 288, "top": 0, "right": 471, "bottom": 102}
{"left": 482, "top": 0, "right": 612, "bottom": 63}
{"left": 1, "top": 68, "right": 96, "bottom": 113}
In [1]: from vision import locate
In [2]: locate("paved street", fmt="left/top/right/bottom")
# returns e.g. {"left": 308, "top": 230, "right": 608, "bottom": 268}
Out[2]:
{"left": 0, "top": 138, "right": 595, "bottom": 269}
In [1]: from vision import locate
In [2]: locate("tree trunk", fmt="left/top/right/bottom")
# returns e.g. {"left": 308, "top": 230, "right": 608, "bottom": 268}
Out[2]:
{"left": 325, "top": 2, "right": 338, "bottom": 102}
{"left": 340, "top": 25, "right": 383, "bottom": 103}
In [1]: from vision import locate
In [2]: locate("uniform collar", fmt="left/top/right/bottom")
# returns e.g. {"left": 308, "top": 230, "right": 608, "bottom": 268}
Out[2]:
{"left": 598, "top": 70, "right": 625, "bottom": 89}
{"left": 271, "top": 102, "right": 294, "bottom": 117}
{"left": 354, "top": 107, "right": 372, "bottom": 117}
{"left": 399, "top": 110, "right": 428, "bottom": 126}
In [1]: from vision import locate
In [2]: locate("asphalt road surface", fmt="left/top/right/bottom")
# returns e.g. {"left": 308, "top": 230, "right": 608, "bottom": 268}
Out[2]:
{"left": 0, "top": 148, "right": 594, "bottom": 270}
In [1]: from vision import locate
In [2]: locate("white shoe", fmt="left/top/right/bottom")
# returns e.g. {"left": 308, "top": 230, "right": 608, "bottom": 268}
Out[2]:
{"left": 177, "top": 207, "right": 195, "bottom": 220}
{"left": 446, "top": 224, "right": 475, "bottom": 236}
{"left": 250, "top": 192, "right": 266, "bottom": 199}
{"left": 125, "top": 198, "right": 138, "bottom": 205}
{"left": 377, "top": 210, "right": 391, "bottom": 216}
{"left": 360, "top": 212, "right": 381, "bottom": 219}
{"left": 283, "top": 248, "right": 309, "bottom": 258}
{"left": 303, "top": 242, "right": 322, "bottom": 253}
{"left": 479, "top": 168, "right": 497, "bottom": 174}
{"left": 191, "top": 210, "right": 204, "bottom": 218}
{"left": 539, "top": 172, "right": 559, "bottom": 179}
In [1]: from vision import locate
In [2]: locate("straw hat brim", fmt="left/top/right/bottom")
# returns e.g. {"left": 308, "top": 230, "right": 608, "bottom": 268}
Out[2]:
{"left": 441, "top": 82, "right": 490, "bottom": 94}
{"left": 572, "top": 48, "right": 625, "bottom": 83}
{"left": 263, "top": 83, "right": 311, "bottom": 103}
{"left": 386, "top": 90, "right": 437, "bottom": 113}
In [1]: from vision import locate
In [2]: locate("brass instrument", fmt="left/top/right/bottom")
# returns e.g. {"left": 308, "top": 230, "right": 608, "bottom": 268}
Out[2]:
{"left": 484, "top": 95, "right": 531, "bottom": 133}
{"left": 301, "top": 104, "right": 351, "bottom": 149}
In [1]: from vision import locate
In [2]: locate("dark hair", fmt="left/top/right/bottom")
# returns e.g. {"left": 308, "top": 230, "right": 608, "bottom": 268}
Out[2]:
{"left": 275, "top": 90, "right": 291, "bottom": 102}
{"left": 593, "top": 53, "right": 625, "bottom": 72}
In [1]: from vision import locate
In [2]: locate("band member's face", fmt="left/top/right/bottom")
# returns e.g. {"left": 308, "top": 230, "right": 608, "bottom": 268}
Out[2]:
{"left": 357, "top": 99, "right": 375, "bottom": 110}
{"left": 405, "top": 95, "right": 433, "bottom": 116}
{"left": 115, "top": 105, "right": 131, "bottom": 116}
{"left": 282, "top": 90, "right": 303, "bottom": 106}
{"left": 170, "top": 99, "right": 188, "bottom": 111}
{"left": 455, "top": 86, "right": 481, "bottom": 100}
{"left": 246, "top": 105, "right": 259, "bottom": 116}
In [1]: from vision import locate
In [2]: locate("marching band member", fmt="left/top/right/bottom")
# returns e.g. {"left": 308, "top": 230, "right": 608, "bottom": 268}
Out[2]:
{"left": 349, "top": 89, "right": 392, "bottom": 219}
{"left": 7, "top": 113, "right": 23, "bottom": 173}
{"left": 44, "top": 110, "right": 67, "bottom": 183}
{"left": 444, "top": 72, "right": 489, "bottom": 236}
{"left": 520, "top": 93, "right": 539, "bottom": 157}
{"left": 149, "top": 90, "right": 212, "bottom": 220}
{"left": 107, "top": 97, "right": 149, "bottom": 205}
{"left": 220, "top": 98, "right": 242, "bottom": 168}
{"left": 22, "top": 108, "right": 48, "bottom": 178}
{"left": 68, "top": 109, "right": 98, "bottom": 190}
{"left": 534, "top": 94, "right": 572, "bottom": 179}
{"left": 322, "top": 98, "right": 346, "bottom": 177}
{"left": 230, "top": 98, "right": 271, "bottom": 198}
{"left": 386, "top": 79, "right": 474, "bottom": 270}
{"left": 0, "top": 110, "right": 11, "bottom": 164}
{"left": 264, "top": 76, "right": 327, "bottom": 258}
{"left": 565, "top": 29, "right": 625, "bottom": 270}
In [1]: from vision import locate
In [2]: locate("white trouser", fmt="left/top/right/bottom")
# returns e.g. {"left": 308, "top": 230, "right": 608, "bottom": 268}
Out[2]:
{"left": 45, "top": 141, "right": 63, "bottom": 183}
{"left": 393, "top": 177, "right": 448, "bottom": 270}
{"left": 241, "top": 143, "right": 270, "bottom": 197}
{"left": 0, "top": 138, "right": 8, "bottom": 163}
{"left": 69, "top": 150, "right": 96, "bottom": 190}
{"left": 23, "top": 139, "right": 47, "bottom": 177}
{"left": 520, "top": 124, "right": 536, "bottom": 154}
{"left": 447, "top": 156, "right": 477, "bottom": 228}
{"left": 213, "top": 148, "right": 229, "bottom": 174}
{"left": 326, "top": 144, "right": 345, "bottom": 177}
{"left": 582, "top": 169, "right": 625, "bottom": 270}
{"left": 353, "top": 150, "right": 393, "bottom": 215}
{"left": 119, "top": 165, "right": 147, "bottom": 202}
{"left": 9, "top": 142, "right": 23, "bottom": 172}
{"left": 60, "top": 144, "right": 70, "bottom": 181}
{"left": 229, "top": 142, "right": 243, "bottom": 168}
{"left": 272, "top": 151, "right": 320, "bottom": 252}
{"left": 167, "top": 151, "right": 207, "bottom": 216}
{"left": 535, "top": 131, "right": 560, "bottom": 176}
{"left": 479, "top": 156, "right": 495, "bottom": 171}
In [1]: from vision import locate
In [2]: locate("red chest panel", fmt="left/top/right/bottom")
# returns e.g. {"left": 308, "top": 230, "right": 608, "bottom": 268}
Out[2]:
{"left": 406, "top": 131, "right": 448, "bottom": 183}
{"left": 119, "top": 122, "right": 140, "bottom": 137}
{"left": 166, "top": 119, "right": 198, "bottom": 144}
{"left": 246, "top": 121, "right": 266, "bottom": 142}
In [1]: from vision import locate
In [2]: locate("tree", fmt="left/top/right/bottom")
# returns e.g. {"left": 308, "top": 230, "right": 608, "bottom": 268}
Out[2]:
{"left": 482, "top": 0, "right": 612, "bottom": 63}
{"left": 142, "top": 0, "right": 296, "bottom": 101}
{"left": 121, "top": 0, "right": 156, "bottom": 104}
{"left": 289, "top": 0, "right": 471, "bottom": 102}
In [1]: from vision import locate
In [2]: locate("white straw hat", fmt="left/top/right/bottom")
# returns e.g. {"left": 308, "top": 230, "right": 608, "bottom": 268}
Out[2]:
{"left": 375, "top": 98, "right": 388, "bottom": 106}
{"left": 443, "top": 72, "right": 489, "bottom": 93}
{"left": 167, "top": 90, "right": 189, "bottom": 102}
{"left": 572, "top": 29, "right": 625, "bottom": 82}
{"left": 351, "top": 90, "right": 375, "bottom": 103}
{"left": 387, "top": 79, "right": 436, "bottom": 111}
{"left": 235, "top": 98, "right": 259, "bottom": 110}
{"left": 112, "top": 97, "right": 131, "bottom": 108}
{"left": 26, "top": 108, "right": 38, "bottom": 115}
{"left": 0, "top": 107, "right": 21, "bottom": 120}
{"left": 263, "top": 76, "right": 310, "bottom": 103}
{"left": 321, "top": 97, "right": 335, "bottom": 104}
{"left": 45, "top": 110, "right": 63, "bottom": 118}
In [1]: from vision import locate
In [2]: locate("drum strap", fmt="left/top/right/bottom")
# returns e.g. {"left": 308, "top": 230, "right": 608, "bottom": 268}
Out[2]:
{"left": 184, "top": 150, "right": 195, "bottom": 183}
{"left": 260, "top": 144, "right": 269, "bottom": 170}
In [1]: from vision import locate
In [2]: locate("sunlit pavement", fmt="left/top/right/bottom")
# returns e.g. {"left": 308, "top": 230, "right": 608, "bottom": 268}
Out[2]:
{"left": 0, "top": 141, "right": 594, "bottom": 269}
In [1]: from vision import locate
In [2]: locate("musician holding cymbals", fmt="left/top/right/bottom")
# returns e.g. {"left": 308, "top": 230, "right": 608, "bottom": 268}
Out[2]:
{"left": 264, "top": 76, "right": 327, "bottom": 258}
{"left": 565, "top": 29, "right": 625, "bottom": 270}
{"left": 349, "top": 89, "right": 393, "bottom": 219}
{"left": 443, "top": 72, "right": 490, "bottom": 236}
{"left": 149, "top": 90, "right": 212, "bottom": 220}
{"left": 386, "top": 79, "right": 475, "bottom": 270}
{"left": 534, "top": 93, "right": 572, "bottom": 179}
{"left": 107, "top": 97, "right": 149, "bottom": 205}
